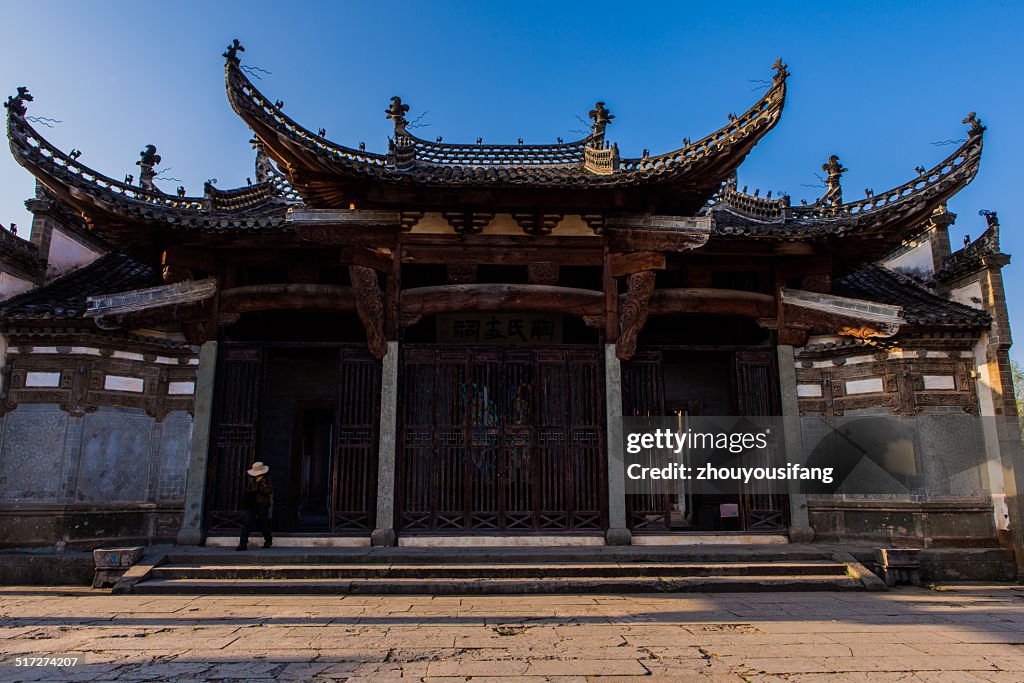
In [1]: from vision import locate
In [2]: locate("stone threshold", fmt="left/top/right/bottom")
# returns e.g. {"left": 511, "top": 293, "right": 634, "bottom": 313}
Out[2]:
{"left": 398, "top": 535, "right": 605, "bottom": 548}
{"left": 204, "top": 535, "right": 370, "bottom": 548}
{"left": 632, "top": 534, "right": 789, "bottom": 545}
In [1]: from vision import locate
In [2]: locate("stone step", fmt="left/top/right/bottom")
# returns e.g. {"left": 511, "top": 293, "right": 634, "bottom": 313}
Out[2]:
{"left": 133, "top": 573, "right": 864, "bottom": 595}
{"left": 165, "top": 546, "right": 835, "bottom": 566}
{"left": 150, "top": 561, "right": 848, "bottom": 581}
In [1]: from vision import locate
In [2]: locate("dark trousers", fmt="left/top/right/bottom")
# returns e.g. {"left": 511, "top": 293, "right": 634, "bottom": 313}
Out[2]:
{"left": 240, "top": 504, "right": 272, "bottom": 545}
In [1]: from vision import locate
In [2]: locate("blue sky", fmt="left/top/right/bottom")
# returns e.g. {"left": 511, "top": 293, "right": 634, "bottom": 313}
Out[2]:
{"left": 2, "top": 1, "right": 1022, "bottom": 354}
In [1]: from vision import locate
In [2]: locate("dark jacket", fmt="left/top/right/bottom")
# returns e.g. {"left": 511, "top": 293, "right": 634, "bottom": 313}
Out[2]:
{"left": 243, "top": 473, "right": 274, "bottom": 507}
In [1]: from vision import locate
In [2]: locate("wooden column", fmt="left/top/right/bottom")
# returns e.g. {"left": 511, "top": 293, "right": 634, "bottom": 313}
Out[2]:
{"left": 603, "top": 247, "right": 617, "bottom": 344}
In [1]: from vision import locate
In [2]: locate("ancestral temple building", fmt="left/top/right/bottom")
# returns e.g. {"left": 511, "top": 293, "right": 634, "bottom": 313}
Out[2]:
{"left": 1, "top": 43, "right": 1021, "bottom": 567}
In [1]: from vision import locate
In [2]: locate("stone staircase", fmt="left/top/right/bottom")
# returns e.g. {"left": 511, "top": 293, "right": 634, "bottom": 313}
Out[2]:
{"left": 124, "top": 545, "right": 872, "bottom": 594}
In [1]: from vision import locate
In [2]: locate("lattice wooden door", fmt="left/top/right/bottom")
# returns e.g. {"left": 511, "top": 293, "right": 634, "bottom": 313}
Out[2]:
{"left": 735, "top": 349, "right": 788, "bottom": 531}
{"left": 397, "top": 346, "right": 605, "bottom": 533}
{"left": 206, "top": 345, "right": 262, "bottom": 530}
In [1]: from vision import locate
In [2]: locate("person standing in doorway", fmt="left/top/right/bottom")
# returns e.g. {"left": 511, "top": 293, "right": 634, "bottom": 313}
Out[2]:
{"left": 237, "top": 462, "right": 274, "bottom": 550}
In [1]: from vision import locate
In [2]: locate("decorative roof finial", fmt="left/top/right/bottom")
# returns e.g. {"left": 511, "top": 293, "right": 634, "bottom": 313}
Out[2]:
{"left": 138, "top": 145, "right": 161, "bottom": 167}
{"left": 772, "top": 58, "right": 789, "bottom": 83}
{"left": 588, "top": 102, "right": 615, "bottom": 136}
{"left": 962, "top": 112, "right": 986, "bottom": 137}
{"left": 979, "top": 209, "right": 999, "bottom": 230}
{"left": 386, "top": 96, "right": 410, "bottom": 129}
{"left": 3, "top": 87, "right": 33, "bottom": 117}
{"left": 821, "top": 154, "right": 847, "bottom": 207}
{"left": 137, "top": 145, "right": 161, "bottom": 192}
{"left": 223, "top": 39, "right": 245, "bottom": 64}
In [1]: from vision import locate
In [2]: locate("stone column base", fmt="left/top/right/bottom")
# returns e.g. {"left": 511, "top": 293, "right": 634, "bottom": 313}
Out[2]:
{"left": 175, "top": 528, "right": 203, "bottom": 546}
{"left": 789, "top": 525, "right": 815, "bottom": 544}
{"left": 605, "top": 527, "right": 632, "bottom": 546}
{"left": 371, "top": 528, "right": 397, "bottom": 547}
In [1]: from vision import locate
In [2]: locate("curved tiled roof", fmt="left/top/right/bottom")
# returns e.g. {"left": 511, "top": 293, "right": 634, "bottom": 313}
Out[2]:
{"left": 225, "top": 47, "right": 788, "bottom": 212}
{"left": 704, "top": 124, "right": 983, "bottom": 267}
{"left": 0, "top": 253, "right": 158, "bottom": 320}
{"left": 835, "top": 264, "right": 990, "bottom": 328}
{"left": 6, "top": 98, "right": 294, "bottom": 243}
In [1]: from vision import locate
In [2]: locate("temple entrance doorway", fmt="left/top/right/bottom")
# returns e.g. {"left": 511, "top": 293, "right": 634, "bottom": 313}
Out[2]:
{"left": 396, "top": 345, "right": 606, "bottom": 534}
{"left": 205, "top": 341, "right": 381, "bottom": 536}
{"left": 623, "top": 347, "right": 787, "bottom": 534}
{"left": 290, "top": 401, "right": 334, "bottom": 531}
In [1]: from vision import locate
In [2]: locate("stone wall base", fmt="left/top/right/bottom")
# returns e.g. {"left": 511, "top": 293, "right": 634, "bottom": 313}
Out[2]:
{"left": 0, "top": 505, "right": 183, "bottom": 550}
{"left": 0, "top": 551, "right": 94, "bottom": 585}
{"left": 809, "top": 499, "right": 997, "bottom": 547}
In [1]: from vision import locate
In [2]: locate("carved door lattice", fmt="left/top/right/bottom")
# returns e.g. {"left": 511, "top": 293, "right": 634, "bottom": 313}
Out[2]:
{"left": 397, "top": 346, "right": 605, "bottom": 533}
{"left": 205, "top": 344, "right": 380, "bottom": 533}
{"left": 623, "top": 348, "right": 788, "bottom": 533}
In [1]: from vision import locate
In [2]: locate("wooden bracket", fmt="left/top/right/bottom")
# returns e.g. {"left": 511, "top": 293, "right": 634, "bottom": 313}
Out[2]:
{"left": 609, "top": 251, "right": 666, "bottom": 278}
{"left": 616, "top": 270, "right": 656, "bottom": 361}
{"left": 349, "top": 265, "right": 388, "bottom": 359}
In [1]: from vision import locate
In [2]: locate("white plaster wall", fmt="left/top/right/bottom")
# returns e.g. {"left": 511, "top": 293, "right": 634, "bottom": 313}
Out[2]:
{"left": 0, "top": 272, "right": 35, "bottom": 300}
{"left": 45, "top": 229, "right": 100, "bottom": 281}
{"left": 951, "top": 280, "right": 985, "bottom": 311}
{"left": 881, "top": 239, "right": 934, "bottom": 279}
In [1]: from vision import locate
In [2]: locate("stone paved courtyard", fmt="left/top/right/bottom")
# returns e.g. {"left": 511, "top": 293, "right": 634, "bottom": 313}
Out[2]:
{"left": 1, "top": 584, "right": 1024, "bottom": 681}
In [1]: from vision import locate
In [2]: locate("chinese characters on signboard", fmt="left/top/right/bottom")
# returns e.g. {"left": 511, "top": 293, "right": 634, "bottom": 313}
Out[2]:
{"left": 436, "top": 314, "right": 563, "bottom": 344}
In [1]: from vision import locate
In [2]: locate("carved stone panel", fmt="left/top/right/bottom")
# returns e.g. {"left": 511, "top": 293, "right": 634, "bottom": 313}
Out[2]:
{"left": 76, "top": 410, "right": 154, "bottom": 503}
{"left": 156, "top": 411, "right": 193, "bottom": 502}
{"left": 0, "top": 407, "right": 69, "bottom": 502}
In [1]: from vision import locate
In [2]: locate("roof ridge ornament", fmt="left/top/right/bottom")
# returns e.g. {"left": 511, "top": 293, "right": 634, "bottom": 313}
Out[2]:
{"left": 137, "top": 145, "right": 162, "bottom": 192}
{"left": 588, "top": 102, "right": 615, "bottom": 137}
{"left": 772, "top": 58, "right": 789, "bottom": 84}
{"left": 386, "top": 96, "right": 410, "bottom": 130}
{"left": 3, "top": 87, "right": 32, "bottom": 117}
{"left": 223, "top": 39, "right": 244, "bottom": 64}
{"left": 962, "top": 112, "right": 986, "bottom": 137}
{"left": 821, "top": 154, "right": 847, "bottom": 207}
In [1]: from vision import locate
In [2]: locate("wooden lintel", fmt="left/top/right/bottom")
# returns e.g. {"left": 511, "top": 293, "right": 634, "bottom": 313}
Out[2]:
{"left": 401, "top": 284, "right": 603, "bottom": 319}
{"left": 341, "top": 246, "right": 394, "bottom": 272}
{"left": 219, "top": 283, "right": 356, "bottom": 321}
{"left": 400, "top": 242, "right": 603, "bottom": 266}
{"left": 645, "top": 288, "right": 776, "bottom": 318}
{"left": 609, "top": 251, "right": 667, "bottom": 277}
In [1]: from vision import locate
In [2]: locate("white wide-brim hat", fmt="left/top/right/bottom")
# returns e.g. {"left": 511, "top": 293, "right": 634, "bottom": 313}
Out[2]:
{"left": 247, "top": 462, "right": 270, "bottom": 477}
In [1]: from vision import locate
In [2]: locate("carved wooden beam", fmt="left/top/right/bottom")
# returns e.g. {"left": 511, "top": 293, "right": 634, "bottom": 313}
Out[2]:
{"left": 290, "top": 209, "right": 402, "bottom": 247}
{"left": 447, "top": 263, "right": 478, "bottom": 284}
{"left": 616, "top": 271, "right": 656, "bottom": 361}
{"left": 218, "top": 283, "right": 356, "bottom": 324}
{"left": 645, "top": 288, "right": 776, "bottom": 318}
{"left": 609, "top": 251, "right": 666, "bottom": 277}
{"left": 349, "top": 265, "right": 387, "bottom": 359}
{"left": 527, "top": 262, "right": 559, "bottom": 285}
{"left": 604, "top": 215, "right": 712, "bottom": 253}
{"left": 401, "top": 284, "right": 603, "bottom": 319}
